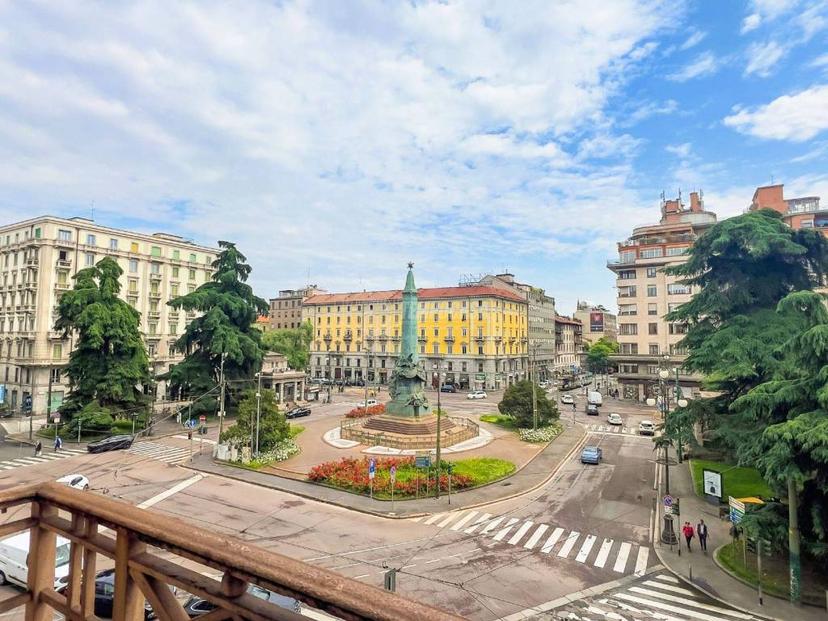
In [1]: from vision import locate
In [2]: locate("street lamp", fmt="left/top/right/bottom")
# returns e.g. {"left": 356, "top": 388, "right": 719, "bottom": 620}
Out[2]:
{"left": 254, "top": 372, "right": 262, "bottom": 457}
{"left": 325, "top": 356, "right": 332, "bottom": 404}
{"left": 433, "top": 360, "right": 443, "bottom": 499}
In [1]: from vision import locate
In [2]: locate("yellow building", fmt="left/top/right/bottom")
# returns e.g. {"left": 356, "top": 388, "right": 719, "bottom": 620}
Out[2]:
{"left": 302, "top": 285, "right": 528, "bottom": 390}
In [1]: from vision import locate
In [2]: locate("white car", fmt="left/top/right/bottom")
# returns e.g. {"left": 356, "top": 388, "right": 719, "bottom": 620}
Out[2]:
{"left": 56, "top": 474, "right": 89, "bottom": 491}
{"left": 560, "top": 394, "right": 575, "bottom": 405}
{"left": 639, "top": 420, "right": 656, "bottom": 436}
{"left": 467, "top": 390, "right": 488, "bottom": 400}
{"left": 607, "top": 412, "right": 623, "bottom": 426}
{"left": 364, "top": 399, "right": 378, "bottom": 407}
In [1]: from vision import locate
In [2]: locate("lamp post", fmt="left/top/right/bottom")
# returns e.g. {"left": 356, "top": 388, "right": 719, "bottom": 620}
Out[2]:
{"left": 254, "top": 371, "right": 262, "bottom": 457}
{"left": 433, "top": 360, "right": 443, "bottom": 499}
{"left": 530, "top": 344, "right": 539, "bottom": 430}
{"left": 325, "top": 356, "right": 332, "bottom": 403}
{"left": 363, "top": 350, "right": 371, "bottom": 410}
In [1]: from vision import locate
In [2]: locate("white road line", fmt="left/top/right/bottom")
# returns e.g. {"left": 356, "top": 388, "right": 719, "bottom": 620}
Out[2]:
{"left": 492, "top": 518, "right": 520, "bottom": 541}
{"left": 557, "top": 531, "right": 580, "bottom": 558}
{"left": 436, "top": 513, "right": 458, "bottom": 528}
{"left": 464, "top": 513, "right": 493, "bottom": 534}
{"left": 654, "top": 573, "right": 681, "bottom": 584}
{"left": 136, "top": 474, "right": 204, "bottom": 509}
{"left": 575, "top": 534, "right": 596, "bottom": 563}
{"left": 541, "top": 527, "right": 564, "bottom": 554}
{"left": 480, "top": 516, "right": 506, "bottom": 535}
{"left": 410, "top": 516, "right": 423, "bottom": 522}
{"left": 353, "top": 574, "right": 369, "bottom": 579}
{"left": 0, "top": 466, "right": 13, "bottom": 470}
{"left": 450, "top": 511, "right": 478, "bottom": 531}
{"left": 613, "top": 542, "right": 632, "bottom": 573}
{"left": 0, "top": 461, "right": 18, "bottom": 466}
{"left": 507, "top": 521, "right": 534, "bottom": 546}
{"left": 424, "top": 513, "right": 445, "bottom": 525}
{"left": 640, "top": 580, "right": 699, "bottom": 597}
{"left": 523, "top": 524, "right": 548, "bottom": 550}
{"left": 593, "top": 538, "right": 613, "bottom": 568}
{"left": 633, "top": 546, "right": 650, "bottom": 575}
{"left": 12, "top": 458, "right": 40, "bottom": 465}
{"left": 34, "top": 454, "right": 65, "bottom": 460}
{"left": 628, "top": 587, "right": 755, "bottom": 619}
{"left": 616, "top": 592, "right": 744, "bottom": 621}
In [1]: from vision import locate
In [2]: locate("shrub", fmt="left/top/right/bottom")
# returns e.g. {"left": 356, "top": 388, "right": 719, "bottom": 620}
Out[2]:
{"left": 518, "top": 423, "right": 562, "bottom": 443}
{"left": 345, "top": 403, "right": 386, "bottom": 418}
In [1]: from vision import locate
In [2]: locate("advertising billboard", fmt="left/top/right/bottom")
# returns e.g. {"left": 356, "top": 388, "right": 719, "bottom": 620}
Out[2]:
{"left": 589, "top": 312, "right": 604, "bottom": 332}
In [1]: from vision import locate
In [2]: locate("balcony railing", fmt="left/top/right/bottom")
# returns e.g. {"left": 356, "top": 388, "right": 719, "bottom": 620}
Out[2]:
{"left": 0, "top": 483, "right": 459, "bottom": 621}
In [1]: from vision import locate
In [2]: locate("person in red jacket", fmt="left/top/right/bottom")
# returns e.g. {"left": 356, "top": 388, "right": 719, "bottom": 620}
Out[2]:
{"left": 682, "top": 521, "right": 695, "bottom": 552}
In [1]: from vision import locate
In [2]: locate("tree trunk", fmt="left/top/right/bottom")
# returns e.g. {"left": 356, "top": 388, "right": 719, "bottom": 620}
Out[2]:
{"left": 787, "top": 476, "right": 801, "bottom": 605}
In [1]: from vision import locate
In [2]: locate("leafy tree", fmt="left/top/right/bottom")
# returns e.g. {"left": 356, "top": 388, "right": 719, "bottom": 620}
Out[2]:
{"left": 63, "top": 402, "right": 115, "bottom": 436}
{"left": 219, "top": 389, "right": 289, "bottom": 452}
{"left": 585, "top": 337, "right": 618, "bottom": 375}
{"left": 163, "top": 242, "right": 268, "bottom": 416}
{"left": 498, "top": 380, "right": 559, "bottom": 428}
{"left": 261, "top": 321, "right": 313, "bottom": 370}
{"left": 55, "top": 257, "right": 152, "bottom": 420}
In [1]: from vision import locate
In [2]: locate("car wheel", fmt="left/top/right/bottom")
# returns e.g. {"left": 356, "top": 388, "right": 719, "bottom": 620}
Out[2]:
{"left": 0, "top": 570, "right": 6, "bottom": 585}
{"left": 83, "top": 484, "right": 90, "bottom": 491}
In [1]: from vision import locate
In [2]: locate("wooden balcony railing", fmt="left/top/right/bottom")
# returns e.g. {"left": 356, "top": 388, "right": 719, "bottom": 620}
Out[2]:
{"left": 0, "top": 482, "right": 461, "bottom": 621}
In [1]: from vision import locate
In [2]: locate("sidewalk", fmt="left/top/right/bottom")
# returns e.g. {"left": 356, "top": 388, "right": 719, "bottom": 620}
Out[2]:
{"left": 654, "top": 460, "right": 826, "bottom": 621}
{"left": 185, "top": 421, "right": 587, "bottom": 518}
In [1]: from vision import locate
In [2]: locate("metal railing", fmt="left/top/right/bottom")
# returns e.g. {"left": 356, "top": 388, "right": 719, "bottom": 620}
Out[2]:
{"left": 0, "top": 482, "right": 461, "bottom": 621}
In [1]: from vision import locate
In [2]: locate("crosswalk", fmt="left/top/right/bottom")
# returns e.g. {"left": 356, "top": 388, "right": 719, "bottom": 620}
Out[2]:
{"left": 585, "top": 424, "right": 643, "bottom": 435}
{"left": 412, "top": 510, "right": 650, "bottom": 576}
{"left": 127, "top": 441, "right": 190, "bottom": 464}
{"left": 547, "top": 571, "right": 761, "bottom": 621}
{"left": 0, "top": 447, "right": 87, "bottom": 471}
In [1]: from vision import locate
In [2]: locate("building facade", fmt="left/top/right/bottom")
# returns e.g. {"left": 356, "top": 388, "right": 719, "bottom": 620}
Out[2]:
{"left": 0, "top": 216, "right": 217, "bottom": 416}
{"left": 268, "top": 285, "right": 324, "bottom": 330}
{"left": 607, "top": 192, "right": 717, "bottom": 400}
{"left": 573, "top": 302, "right": 617, "bottom": 346}
{"left": 303, "top": 285, "right": 528, "bottom": 391}
{"left": 748, "top": 184, "right": 824, "bottom": 234}
{"left": 553, "top": 316, "right": 583, "bottom": 376}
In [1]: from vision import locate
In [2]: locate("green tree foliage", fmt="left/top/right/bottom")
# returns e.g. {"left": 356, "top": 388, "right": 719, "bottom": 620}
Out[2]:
{"left": 261, "top": 321, "right": 313, "bottom": 370}
{"left": 54, "top": 257, "right": 152, "bottom": 420}
{"left": 63, "top": 402, "right": 115, "bottom": 436}
{"left": 585, "top": 337, "right": 619, "bottom": 374}
{"left": 498, "top": 380, "right": 559, "bottom": 428}
{"left": 219, "top": 389, "right": 289, "bottom": 452}
{"left": 163, "top": 242, "right": 268, "bottom": 415}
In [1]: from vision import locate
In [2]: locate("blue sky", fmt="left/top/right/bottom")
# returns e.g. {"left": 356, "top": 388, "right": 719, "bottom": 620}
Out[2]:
{"left": 1, "top": 0, "right": 827, "bottom": 314}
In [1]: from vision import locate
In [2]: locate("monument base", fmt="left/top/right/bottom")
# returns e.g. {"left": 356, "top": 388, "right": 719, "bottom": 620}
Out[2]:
{"left": 341, "top": 413, "right": 478, "bottom": 450}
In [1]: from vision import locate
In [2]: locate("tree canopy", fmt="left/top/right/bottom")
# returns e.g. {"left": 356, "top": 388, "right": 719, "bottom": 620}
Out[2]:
{"left": 584, "top": 337, "right": 618, "bottom": 374}
{"left": 261, "top": 321, "right": 313, "bottom": 370}
{"left": 54, "top": 257, "right": 152, "bottom": 419}
{"left": 162, "top": 241, "right": 268, "bottom": 415}
{"left": 498, "top": 380, "right": 559, "bottom": 428}
{"left": 219, "top": 389, "right": 289, "bottom": 453}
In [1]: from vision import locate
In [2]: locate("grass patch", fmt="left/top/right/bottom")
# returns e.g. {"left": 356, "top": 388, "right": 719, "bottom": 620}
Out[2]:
{"left": 450, "top": 457, "right": 516, "bottom": 484}
{"left": 289, "top": 425, "right": 305, "bottom": 438}
{"left": 479, "top": 414, "right": 517, "bottom": 429}
{"left": 690, "top": 459, "right": 774, "bottom": 499}
{"left": 718, "top": 541, "right": 791, "bottom": 600}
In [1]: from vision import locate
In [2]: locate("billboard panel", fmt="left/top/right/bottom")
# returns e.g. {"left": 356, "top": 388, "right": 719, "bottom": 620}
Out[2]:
{"left": 589, "top": 312, "right": 604, "bottom": 332}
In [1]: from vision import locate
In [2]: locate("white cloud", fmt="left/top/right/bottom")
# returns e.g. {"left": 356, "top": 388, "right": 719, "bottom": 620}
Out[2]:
{"left": 680, "top": 30, "right": 707, "bottom": 50}
{"left": 744, "top": 41, "right": 787, "bottom": 77}
{"left": 812, "top": 53, "right": 828, "bottom": 68}
{"left": 666, "top": 143, "right": 692, "bottom": 158}
{"left": 723, "top": 85, "right": 828, "bottom": 141}
{"left": 741, "top": 0, "right": 799, "bottom": 33}
{"left": 621, "top": 99, "right": 678, "bottom": 126}
{"left": 667, "top": 51, "right": 720, "bottom": 81}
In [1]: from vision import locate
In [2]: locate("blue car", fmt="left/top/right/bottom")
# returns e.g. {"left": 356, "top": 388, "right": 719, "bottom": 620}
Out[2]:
{"left": 581, "top": 446, "right": 602, "bottom": 465}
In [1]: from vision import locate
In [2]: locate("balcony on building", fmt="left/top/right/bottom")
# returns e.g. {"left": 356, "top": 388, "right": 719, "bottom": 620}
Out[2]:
{"left": 343, "top": 330, "right": 353, "bottom": 341}
{"left": 444, "top": 334, "right": 455, "bottom": 342}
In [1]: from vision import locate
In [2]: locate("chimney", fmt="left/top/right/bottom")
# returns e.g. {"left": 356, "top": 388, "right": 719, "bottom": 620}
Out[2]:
{"left": 689, "top": 191, "right": 702, "bottom": 212}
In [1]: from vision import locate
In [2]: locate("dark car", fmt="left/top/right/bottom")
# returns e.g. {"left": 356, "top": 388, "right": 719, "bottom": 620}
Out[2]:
{"left": 440, "top": 384, "right": 457, "bottom": 393}
{"left": 87, "top": 435, "right": 133, "bottom": 453}
{"left": 585, "top": 404, "right": 599, "bottom": 416}
{"left": 285, "top": 406, "right": 311, "bottom": 419}
{"left": 58, "top": 570, "right": 154, "bottom": 619}
{"left": 183, "top": 585, "right": 300, "bottom": 618}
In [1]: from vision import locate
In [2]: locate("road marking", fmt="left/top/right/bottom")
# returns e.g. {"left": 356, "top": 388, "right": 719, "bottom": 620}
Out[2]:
{"left": 353, "top": 574, "right": 369, "bottom": 579}
{"left": 654, "top": 573, "right": 681, "bottom": 584}
{"left": 628, "top": 586, "right": 755, "bottom": 619}
{"left": 507, "top": 521, "right": 534, "bottom": 546}
{"left": 523, "top": 524, "right": 548, "bottom": 549}
{"left": 436, "top": 513, "right": 458, "bottom": 528}
{"left": 12, "top": 458, "right": 40, "bottom": 464}
{"left": 410, "top": 516, "right": 423, "bottom": 522}
{"left": 464, "top": 513, "right": 492, "bottom": 534}
{"left": 541, "top": 527, "right": 564, "bottom": 554}
{"left": 136, "top": 474, "right": 204, "bottom": 509}
{"left": 633, "top": 546, "right": 650, "bottom": 576}
{"left": 450, "top": 511, "right": 478, "bottom": 531}
{"left": 615, "top": 592, "right": 743, "bottom": 621}
{"left": 557, "top": 531, "right": 580, "bottom": 558}
{"left": 593, "top": 538, "right": 613, "bottom": 568}
{"left": 640, "top": 579, "right": 698, "bottom": 597}
{"left": 575, "top": 534, "right": 596, "bottom": 563}
{"left": 492, "top": 518, "right": 519, "bottom": 541}
{"left": 480, "top": 516, "right": 505, "bottom": 535}
{"left": 424, "top": 513, "right": 445, "bottom": 525}
{"left": 613, "top": 542, "right": 632, "bottom": 573}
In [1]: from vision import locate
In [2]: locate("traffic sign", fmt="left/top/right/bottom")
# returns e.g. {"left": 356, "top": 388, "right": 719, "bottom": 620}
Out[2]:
{"left": 415, "top": 455, "right": 431, "bottom": 468}
{"left": 663, "top": 495, "right": 674, "bottom": 508}
{"left": 390, "top": 465, "right": 396, "bottom": 484}
{"left": 729, "top": 496, "right": 745, "bottom": 524}
{"left": 199, "top": 415, "right": 206, "bottom": 423}
{"left": 368, "top": 458, "right": 376, "bottom": 480}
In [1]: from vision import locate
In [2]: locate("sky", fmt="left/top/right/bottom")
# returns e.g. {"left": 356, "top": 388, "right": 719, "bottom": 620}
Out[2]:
{"left": 1, "top": 0, "right": 827, "bottom": 314}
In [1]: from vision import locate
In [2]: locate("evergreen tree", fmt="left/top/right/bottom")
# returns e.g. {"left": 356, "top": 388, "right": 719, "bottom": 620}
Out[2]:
{"left": 163, "top": 242, "right": 268, "bottom": 415}
{"left": 261, "top": 321, "right": 313, "bottom": 370}
{"left": 55, "top": 257, "right": 152, "bottom": 419}
{"left": 498, "top": 380, "right": 559, "bottom": 428}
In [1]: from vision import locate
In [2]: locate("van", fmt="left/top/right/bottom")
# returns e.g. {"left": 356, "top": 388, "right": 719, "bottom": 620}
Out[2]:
{"left": 0, "top": 532, "right": 71, "bottom": 588}
{"left": 587, "top": 391, "right": 603, "bottom": 407}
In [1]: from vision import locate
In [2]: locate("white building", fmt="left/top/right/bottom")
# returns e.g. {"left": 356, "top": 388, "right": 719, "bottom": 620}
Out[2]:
{"left": 0, "top": 216, "right": 217, "bottom": 415}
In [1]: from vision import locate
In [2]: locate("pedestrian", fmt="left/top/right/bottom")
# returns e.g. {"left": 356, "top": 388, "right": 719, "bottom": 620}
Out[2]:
{"left": 34, "top": 440, "right": 42, "bottom": 457}
{"left": 571, "top": 402, "right": 576, "bottom": 412}
{"left": 53, "top": 435, "right": 62, "bottom": 452}
{"left": 682, "top": 521, "right": 695, "bottom": 552}
{"left": 697, "top": 519, "right": 709, "bottom": 553}
{"left": 176, "top": 410, "right": 182, "bottom": 425}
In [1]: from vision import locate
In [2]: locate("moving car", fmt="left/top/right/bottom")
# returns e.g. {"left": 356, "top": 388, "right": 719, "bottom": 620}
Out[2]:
{"left": 585, "top": 404, "right": 599, "bottom": 416}
{"left": 587, "top": 391, "right": 603, "bottom": 406}
{"left": 466, "top": 390, "right": 487, "bottom": 400}
{"left": 60, "top": 570, "right": 154, "bottom": 619}
{"left": 285, "top": 406, "right": 311, "bottom": 419}
{"left": 440, "top": 384, "right": 457, "bottom": 393}
{"left": 607, "top": 412, "right": 623, "bottom": 426}
{"left": 56, "top": 474, "right": 90, "bottom": 490}
{"left": 560, "top": 394, "right": 575, "bottom": 405}
{"left": 364, "top": 399, "right": 378, "bottom": 407}
{"left": 183, "top": 584, "right": 300, "bottom": 617}
{"left": 0, "top": 532, "right": 71, "bottom": 588}
{"left": 580, "top": 446, "right": 602, "bottom": 465}
{"left": 638, "top": 420, "right": 656, "bottom": 436}
{"left": 87, "top": 435, "right": 133, "bottom": 453}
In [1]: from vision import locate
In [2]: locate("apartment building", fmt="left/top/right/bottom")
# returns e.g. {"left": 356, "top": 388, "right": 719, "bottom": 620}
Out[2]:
{"left": 607, "top": 192, "right": 717, "bottom": 400}
{"left": 573, "top": 302, "right": 617, "bottom": 346}
{"left": 553, "top": 316, "right": 583, "bottom": 375}
{"left": 268, "top": 285, "right": 324, "bottom": 330}
{"left": 748, "top": 184, "right": 824, "bottom": 233}
{"left": 302, "top": 285, "right": 528, "bottom": 391}
{"left": 0, "top": 216, "right": 217, "bottom": 415}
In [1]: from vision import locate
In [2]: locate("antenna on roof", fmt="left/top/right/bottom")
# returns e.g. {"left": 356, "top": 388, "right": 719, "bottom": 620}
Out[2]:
{"left": 771, "top": 174, "right": 775, "bottom": 185}
{"left": 90, "top": 200, "right": 95, "bottom": 221}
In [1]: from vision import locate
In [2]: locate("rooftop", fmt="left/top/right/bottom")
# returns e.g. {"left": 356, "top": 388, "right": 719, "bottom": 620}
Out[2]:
{"left": 304, "top": 285, "right": 526, "bottom": 305}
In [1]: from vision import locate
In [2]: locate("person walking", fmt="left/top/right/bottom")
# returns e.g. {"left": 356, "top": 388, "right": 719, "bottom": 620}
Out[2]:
{"left": 53, "top": 435, "right": 62, "bottom": 452}
{"left": 34, "top": 440, "right": 42, "bottom": 457}
{"left": 697, "top": 519, "right": 709, "bottom": 553}
{"left": 682, "top": 521, "right": 695, "bottom": 552}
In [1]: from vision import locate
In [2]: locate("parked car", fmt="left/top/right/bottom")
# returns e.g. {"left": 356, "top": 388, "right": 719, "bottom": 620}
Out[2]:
{"left": 59, "top": 570, "right": 154, "bottom": 619}
{"left": 440, "top": 384, "right": 457, "bottom": 393}
{"left": 285, "top": 406, "right": 311, "bottom": 419}
{"left": 1, "top": 532, "right": 71, "bottom": 588}
{"left": 580, "top": 446, "right": 602, "bottom": 465}
{"left": 560, "top": 394, "right": 575, "bottom": 405}
{"left": 364, "top": 399, "right": 378, "bottom": 407}
{"left": 56, "top": 474, "right": 90, "bottom": 490}
{"left": 586, "top": 404, "right": 599, "bottom": 416}
{"left": 638, "top": 420, "right": 656, "bottom": 436}
{"left": 87, "top": 435, "right": 133, "bottom": 454}
{"left": 466, "top": 390, "right": 487, "bottom": 400}
{"left": 607, "top": 412, "right": 623, "bottom": 426}
{"left": 182, "top": 584, "right": 300, "bottom": 618}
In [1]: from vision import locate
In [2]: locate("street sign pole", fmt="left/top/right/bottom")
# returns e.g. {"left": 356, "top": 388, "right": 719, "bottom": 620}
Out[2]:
{"left": 368, "top": 458, "right": 375, "bottom": 500}
{"left": 390, "top": 465, "right": 396, "bottom": 513}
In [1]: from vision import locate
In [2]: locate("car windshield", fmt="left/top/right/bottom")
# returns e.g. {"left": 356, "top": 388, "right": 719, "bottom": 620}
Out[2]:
{"left": 55, "top": 542, "right": 71, "bottom": 567}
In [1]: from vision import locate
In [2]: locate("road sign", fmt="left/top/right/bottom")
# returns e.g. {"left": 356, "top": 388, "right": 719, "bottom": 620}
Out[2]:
{"left": 390, "top": 465, "right": 396, "bottom": 484}
{"left": 415, "top": 455, "right": 431, "bottom": 468}
{"left": 703, "top": 469, "right": 723, "bottom": 498}
{"left": 663, "top": 495, "right": 674, "bottom": 508}
{"left": 729, "top": 496, "right": 745, "bottom": 524}
{"left": 0, "top": 384, "right": 5, "bottom": 404}
{"left": 199, "top": 415, "right": 206, "bottom": 423}
{"left": 368, "top": 458, "right": 376, "bottom": 480}
{"left": 51, "top": 413, "right": 60, "bottom": 423}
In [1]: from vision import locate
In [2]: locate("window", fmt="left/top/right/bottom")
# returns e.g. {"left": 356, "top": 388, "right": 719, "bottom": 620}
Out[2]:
{"left": 58, "top": 229, "right": 71, "bottom": 241}
{"left": 669, "top": 323, "right": 688, "bottom": 335}
{"left": 432, "top": 343, "right": 439, "bottom": 354}
{"left": 433, "top": 327, "right": 439, "bottom": 337}
{"left": 647, "top": 365, "right": 659, "bottom": 375}
{"left": 151, "top": 246, "right": 161, "bottom": 257}
{"left": 619, "top": 323, "right": 638, "bottom": 336}
{"left": 148, "top": 323, "right": 157, "bottom": 336}
{"left": 447, "top": 313, "right": 452, "bottom": 321}
{"left": 189, "top": 269, "right": 196, "bottom": 280}
{"left": 640, "top": 247, "right": 663, "bottom": 258}
{"left": 618, "top": 270, "right": 636, "bottom": 280}
{"left": 666, "top": 246, "right": 688, "bottom": 256}
{"left": 619, "top": 304, "right": 637, "bottom": 316}
{"left": 171, "top": 284, "right": 179, "bottom": 297}
{"left": 173, "top": 249, "right": 180, "bottom": 260}
{"left": 52, "top": 344, "right": 62, "bottom": 359}
{"left": 151, "top": 262, "right": 160, "bottom": 274}
{"left": 169, "top": 323, "right": 177, "bottom": 335}
{"left": 84, "top": 253, "right": 95, "bottom": 266}
{"left": 130, "top": 242, "right": 139, "bottom": 252}
{"left": 649, "top": 344, "right": 659, "bottom": 355}
{"left": 447, "top": 344, "right": 453, "bottom": 354}
{"left": 801, "top": 219, "right": 814, "bottom": 228}
{"left": 34, "top": 228, "right": 41, "bottom": 239}
{"left": 619, "top": 251, "right": 636, "bottom": 262}
{"left": 648, "top": 303, "right": 658, "bottom": 316}
{"left": 667, "top": 283, "right": 690, "bottom": 295}
{"left": 648, "top": 323, "right": 658, "bottom": 335}
{"left": 619, "top": 286, "right": 637, "bottom": 298}
{"left": 670, "top": 344, "right": 688, "bottom": 355}
{"left": 189, "top": 253, "right": 197, "bottom": 262}
{"left": 50, "top": 368, "right": 61, "bottom": 383}
{"left": 129, "top": 259, "right": 138, "bottom": 273}
{"left": 618, "top": 364, "right": 639, "bottom": 374}
{"left": 647, "top": 285, "right": 657, "bottom": 296}
{"left": 646, "top": 267, "right": 657, "bottom": 278}
{"left": 86, "top": 234, "right": 96, "bottom": 245}
{"left": 433, "top": 313, "right": 438, "bottom": 321}
{"left": 109, "top": 238, "right": 118, "bottom": 250}
{"left": 477, "top": 312, "right": 483, "bottom": 321}
{"left": 667, "top": 302, "right": 681, "bottom": 312}
{"left": 128, "top": 279, "right": 138, "bottom": 293}
{"left": 620, "top": 343, "right": 638, "bottom": 354}
{"left": 172, "top": 267, "right": 179, "bottom": 278}
{"left": 461, "top": 344, "right": 467, "bottom": 354}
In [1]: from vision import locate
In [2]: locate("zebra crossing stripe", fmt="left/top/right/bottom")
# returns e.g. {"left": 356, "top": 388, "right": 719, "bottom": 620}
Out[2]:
{"left": 613, "top": 542, "right": 632, "bottom": 573}
{"left": 507, "top": 521, "right": 534, "bottom": 546}
{"left": 450, "top": 511, "right": 478, "bottom": 531}
{"left": 36, "top": 454, "right": 66, "bottom": 460}
{"left": 628, "top": 586, "right": 755, "bottom": 619}
{"left": 523, "top": 524, "right": 548, "bottom": 549}
{"left": 410, "top": 516, "right": 423, "bottom": 522}
{"left": 464, "top": 513, "right": 492, "bottom": 534}
{"left": 541, "top": 527, "right": 564, "bottom": 554}
{"left": 654, "top": 573, "right": 681, "bottom": 584}
{"left": 437, "top": 513, "right": 458, "bottom": 528}
{"left": 574, "top": 534, "right": 596, "bottom": 563}
{"left": 492, "top": 518, "right": 519, "bottom": 541}
{"left": 424, "top": 513, "right": 446, "bottom": 525}
{"left": 480, "top": 516, "right": 505, "bottom": 535}
{"left": 633, "top": 546, "right": 649, "bottom": 576}
{"left": 557, "top": 531, "right": 580, "bottom": 558}
{"left": 640, "top": 579, "right": 695, "bottom": 596}
{"left": 615, "top": 592, "right": 743, "bottom": 621}
{"left": 0, "top": 461, "right": 18, "bottom": 466}
{"left": 12, "top": 458, "right": 40, "bottom": 465}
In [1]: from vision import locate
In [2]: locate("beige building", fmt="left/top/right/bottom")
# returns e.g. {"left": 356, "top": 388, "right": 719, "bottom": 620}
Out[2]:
{"left": 0, "top": 216, "right": 217, "bottom": 415}
{"left": 268, "top": 285, "right": 323, "bottom": 330}
{"left": 574, "top": 302, "right": 617, "bottom": 346}
{"left": 553, "top": 316, "right": 583, "bottom": 376}
{"left": 607, "top": 192, "right": 716, "bottom": 400}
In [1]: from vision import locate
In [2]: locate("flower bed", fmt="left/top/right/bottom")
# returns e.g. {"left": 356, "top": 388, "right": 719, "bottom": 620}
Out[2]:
{"left": 345, "top": 403, "right": 386, "bottom": 418}
{"left": 518, "top": 423, "right": 563, "bottom": 443}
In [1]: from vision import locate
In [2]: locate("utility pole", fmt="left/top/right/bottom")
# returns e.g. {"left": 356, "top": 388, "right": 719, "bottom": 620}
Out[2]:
{"left": 218, "top": 353, "right": 227, "bottom": 440}
{"left": 254, "top": 371, "right": 263, "bottom": 457}
{"left": 788, "top": 476, "right": 801, "bottom": 605}
{"left": 42, "top": 366, "right": 53, "bottom": 442}
{"left": 531, "top": 345, "right": 538, "bottom": 430}
{"left": 434, "top": 361, "right": 442, "bottom": 499}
